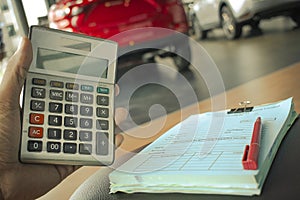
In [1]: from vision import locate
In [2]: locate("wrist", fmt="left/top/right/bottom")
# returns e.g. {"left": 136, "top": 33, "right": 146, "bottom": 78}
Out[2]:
{"left": 0, "top": 167, "right": 17, "bottom": 200}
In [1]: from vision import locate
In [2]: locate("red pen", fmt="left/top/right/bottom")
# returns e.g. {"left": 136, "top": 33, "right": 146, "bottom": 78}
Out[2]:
{"left": 242, "top": 117, "right": 262, "bottom": 170}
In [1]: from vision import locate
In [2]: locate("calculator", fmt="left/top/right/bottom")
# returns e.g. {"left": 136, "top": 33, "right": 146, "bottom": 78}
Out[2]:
{"left": 20, "top": 26, "right": 118, "bottom": 165}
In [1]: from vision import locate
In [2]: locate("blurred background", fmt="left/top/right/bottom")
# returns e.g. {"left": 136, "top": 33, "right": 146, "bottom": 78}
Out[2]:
{"left": 0, "top": 0, "right": 299, "bottom": 127}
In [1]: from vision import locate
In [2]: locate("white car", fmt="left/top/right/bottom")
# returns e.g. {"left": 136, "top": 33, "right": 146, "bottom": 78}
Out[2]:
{"left": 191, "top": 0, "right": 300, "bottom": 40}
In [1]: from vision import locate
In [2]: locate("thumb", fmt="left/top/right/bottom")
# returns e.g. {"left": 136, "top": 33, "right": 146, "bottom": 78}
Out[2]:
{"left": 0, "top": 37, "right": 32, "bottom": 107}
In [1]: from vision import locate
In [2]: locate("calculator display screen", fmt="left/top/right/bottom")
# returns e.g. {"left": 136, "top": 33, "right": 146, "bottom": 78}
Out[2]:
{"left": 36, "top": 48, "right": 108, "bottom": 78}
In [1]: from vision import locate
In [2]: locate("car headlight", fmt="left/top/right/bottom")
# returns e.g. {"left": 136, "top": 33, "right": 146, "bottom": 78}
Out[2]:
{"left": 71, "top": 6, "right": 84, "bottom": 16}
{"left": 56, "top": 6, "right": 71, "bottom": 18}
{"left": 193, "top": 4, "right": 200, "bottom": 12}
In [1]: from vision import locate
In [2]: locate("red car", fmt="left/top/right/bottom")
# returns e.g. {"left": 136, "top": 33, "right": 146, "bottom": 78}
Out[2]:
{"left": 48, "top": 0, "right": 191, "bottom": 71}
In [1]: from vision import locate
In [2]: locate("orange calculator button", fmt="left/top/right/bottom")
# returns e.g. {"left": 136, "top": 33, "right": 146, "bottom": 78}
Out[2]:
{"left": 29, "top": 127, "right": 43, "bottom": 138}
{"left": 30, "top": 113, "right": 44, "bottom": 125}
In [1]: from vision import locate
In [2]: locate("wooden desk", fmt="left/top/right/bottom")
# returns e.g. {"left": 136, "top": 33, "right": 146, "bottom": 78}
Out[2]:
{"left": 39, "top": 62, "right": 300, "bottom": 199}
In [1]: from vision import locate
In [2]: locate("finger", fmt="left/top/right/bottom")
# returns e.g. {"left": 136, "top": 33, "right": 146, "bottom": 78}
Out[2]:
{"left": 115, "top": 107, "right": 128, "bottom": 126}
{"left": 115, "top": 133, "right": 124, "bottom": 148}
{"left": 0, "top": 37, "right": 32, "bottom": 105}
{"left": 54, "top": 165, "right": 82, "bottom": 181}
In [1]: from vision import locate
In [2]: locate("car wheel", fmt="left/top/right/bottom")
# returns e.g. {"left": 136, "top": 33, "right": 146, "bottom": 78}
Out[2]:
{"left": 221, "top": 6, "right": 242, "bottom": 40}
{"left": 192, "top": 15, "right": 207, "bottom": 40}
{"left": 173, "top": 56, "right": 190, "bottom": 72}
{"left": 291, "top": 14, "right": 300, "bottom": 26}
{"left": 172, "top": 41, "right": 191, "bottom": 72}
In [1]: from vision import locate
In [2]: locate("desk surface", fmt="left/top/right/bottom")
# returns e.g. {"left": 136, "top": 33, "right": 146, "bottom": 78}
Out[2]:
{"left": 39, "top": 62, "right": 300, "bottom": 199}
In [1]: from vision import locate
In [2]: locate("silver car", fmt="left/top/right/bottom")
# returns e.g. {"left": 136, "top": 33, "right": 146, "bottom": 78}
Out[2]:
{"left": 191, "top": 0, "right": 300, "bottom": 40}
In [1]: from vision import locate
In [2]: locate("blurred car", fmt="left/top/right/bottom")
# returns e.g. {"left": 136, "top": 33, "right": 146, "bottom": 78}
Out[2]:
{"left": 48, "top": 0, "right": 191, "bottom": 71}
{"left": 191, "top": 0, "right": 300, "bottom": 40}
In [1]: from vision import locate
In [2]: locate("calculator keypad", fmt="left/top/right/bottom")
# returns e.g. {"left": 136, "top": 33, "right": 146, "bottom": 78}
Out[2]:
{"left": 23, "top": 75, "right": 113, "bottom": 161}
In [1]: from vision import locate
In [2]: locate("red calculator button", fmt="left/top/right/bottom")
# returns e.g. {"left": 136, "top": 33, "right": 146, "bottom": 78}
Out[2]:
{"left": 30, "top": 113, "right": 44, "bottom": 125}
{"left": 29, "top": 127, "right": 43, "bottom": 138}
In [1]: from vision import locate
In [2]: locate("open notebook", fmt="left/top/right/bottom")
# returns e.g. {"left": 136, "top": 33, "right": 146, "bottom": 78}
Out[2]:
{"left": 109, "top": 97, "right": 298, "bottom": 196}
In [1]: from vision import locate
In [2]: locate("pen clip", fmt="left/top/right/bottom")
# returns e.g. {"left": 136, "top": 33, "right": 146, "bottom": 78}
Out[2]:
{"left": 242, "top": 117, "right": 262, "bottom": 170}
{"left": 242, "top": 145, "right": 258, "bottom": 170}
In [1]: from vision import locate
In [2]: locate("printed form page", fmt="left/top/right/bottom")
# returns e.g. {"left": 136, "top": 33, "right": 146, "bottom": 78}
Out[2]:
{"left": 116, "top": 98, "right": 293, "bottom": 176}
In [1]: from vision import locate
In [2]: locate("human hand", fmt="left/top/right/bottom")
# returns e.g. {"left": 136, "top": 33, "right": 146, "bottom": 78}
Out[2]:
{"left": 0, "top": 37, "right": 125, "bottom": 200}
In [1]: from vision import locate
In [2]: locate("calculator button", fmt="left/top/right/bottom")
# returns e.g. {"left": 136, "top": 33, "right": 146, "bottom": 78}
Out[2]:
{"left": 81, "top": 85, "right": 94, "bottom": 92}
{"left": 30, "top": 113, "right": 44, "bottom": 125}
{"left": 96, "top": 120, "right": 109, "bottom": 130}
{"left": 97, "top": 87, "right": 109, "bottom": 94}
{"left": 49, "top": 102, "right": 63, "bottom": 113}
{"left": 28, "top": 141, "right": 42, "bottom": 152}
{"left": 63, "top": 143, "right": 77, "bottom": 154}
{"left": 80, "top": 106, "right": 93, "bottom": 116}
{"left": 66, "top": 83, "right": 79, "bottom": 90}
{"left": 65, "top": 91, "right": 79, "bottom": 102}
{"left": 32, "top": 78, "right": 46, "bottom": 86}
{"left": 50, "top": 81, "right": 64, "bottom": 88}
{"left": 48, "top": 115, "right": 62, "bottom": 126}
{"left": 28, "top": 127, "right": 43, "bottom": 138}
{"left": 80, "top": 93, "right": 93, "bottom": 104}
{"left": 79, "top": 131, "right": 92, "bottom": 141}
{"left": 65, "top": 117, "right": 78, "bottom": 128}
{"left": 96, "top": 132, "right": 109, "bottom": 155}
{"left": 96, "top": 107, "right": 109, "bottom": 118}
{"left": 79, "top": 143, "right": 92, "bottom": 154}
{"left": 31, "top": 87, "right": 46, "bottom": 98}
{"left": 30, "top": 100, "right": 45, "bottom": 111}
{"left": 65, "top": 104, "right": 78, "bottom": 115}
{"left": 97, "top": 95, "right": 109, "bottom": 106}
{"left": 64, "top": 130, "right": 77, "bottom": 140}
{"left": 47, "top": 142, "right": 61, "bottom": 153}
{"left": 80, "top": 118, "right": 93, "bottom": 129}
{"left": 48, "top": 128, "right": 62, "bottom": 139}
{"left": 49, "top": 90, "right": 63, "bottom": 101}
